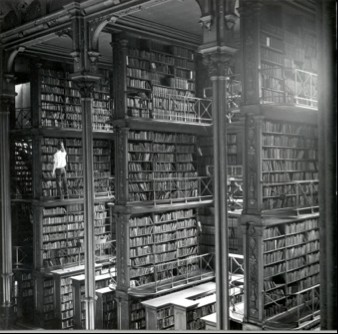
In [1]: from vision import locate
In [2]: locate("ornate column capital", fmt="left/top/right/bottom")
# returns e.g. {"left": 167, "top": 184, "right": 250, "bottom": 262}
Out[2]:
{"left": 202, "top": 51, "right": 235, "bottom": 78}
{"left": 0, "top": 94, "right": 15, "bottom": 114}
{"left": 70, "top": 75, "right": 100, "bottom": 99}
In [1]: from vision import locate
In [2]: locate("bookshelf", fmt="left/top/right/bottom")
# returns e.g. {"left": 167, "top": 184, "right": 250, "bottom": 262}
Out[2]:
{"left": 10, "top": 58, "right": 115, "bottom": 329}
{"left": 241, "top": 213, "right": 320, "bottom": 328}
{"left": 39, "top": 67, "right": 112, "bottom": 131}
{"left": 128, "top": 208, "right": 201, "bottom": 288}
{"left": 34, "top": 273, "right": 55, "bottom": 328}
{"left": 40, "top": 68, "right": 82, "bottom": 129}
{"left": 13, "top": 270, "right": 34, "bottom": 320}
{"left": 41, "top": 137, "right": 84, "bottom": 199}
{"left": 261, "top": 119, "right": 318, "bottom": 212}
{"left": 243, "top": 113, "right": 318, "bottom": 215}
{"left": 11, "top": 137, "right": 33, "bottom": 199}
{"left": 241, "top": 108, "right": 319, "bottom": 329}
{"left": 120, "top": 37, "right": 211, "bottom": 124}
{"left": 141, "top": 281, "right": 215, "bottom": 330}
{"left": 112, "top": 34, "right": 214, "bottom": 330}
{"left": 240, "top": 2, "right": 320, "bottom": 329}
{"left": 51, "top": 264, "right": 102, "bottom": 329}
{"left": 71, "top": 272, "right": 111, "bottom": 329}
{"left": 95, "top": 287, "right": 117, "bottom": 329}
{"left": 258, "top": 4, "right": 318, "bottom": 108}
{"left": 92, "top": 69, "right": 113, "bottom": 132}
{"left": 126, "top": 129, "right": 211, "bottom": 204}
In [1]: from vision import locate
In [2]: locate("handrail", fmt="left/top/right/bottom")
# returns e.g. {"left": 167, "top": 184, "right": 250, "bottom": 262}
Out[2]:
{"left": 129, "top": 253, "right": 215, "bottom": 294}
{"left": 263, "top": 179, "right": 319, "bottom": 212}
{"left": 15, "top": 107, "right": 32, "bottom": 129}
{"left": 128, "top": 176, "right": 213, "bottom": 204}
{"left": 260, "top": 67, "right": 318, "bottom": 109}
{"left": 152, "top": 94, "right": 212, "bottom": 124}
{"left": 294, "top": 284, "right": 320, "bottom": 326}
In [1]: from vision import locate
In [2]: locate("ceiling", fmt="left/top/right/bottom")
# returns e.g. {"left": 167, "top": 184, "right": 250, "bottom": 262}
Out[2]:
{"left": 24, "top": 0, "right": 203, "bottom": 63}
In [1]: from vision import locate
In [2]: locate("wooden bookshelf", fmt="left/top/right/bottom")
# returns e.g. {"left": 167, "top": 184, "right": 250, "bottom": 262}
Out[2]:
{"left": 95, "top": 287, "right": 117, "bottom": 329}
{"left": 120, "top": 37, "right": 211, "bottom": 124}
{"left": 71, "top": 272, "right": 111, "bottom": 329}
{"left": 11, "top": 137, "right": 33, "bottom": 199}
{"left": 112, "top": 34, "right": 214, "bottom": 330}
{"left": 141, "top": 281, "right": 216, "bottom": 330}
{"left": 128, "top": 208, "right": 201, "bottom": 288}
{"left": 50, "top": 264, "right": 102, "bottom": 329}
{"left": 241, "top": 213, "right": 320, "bottom": 328}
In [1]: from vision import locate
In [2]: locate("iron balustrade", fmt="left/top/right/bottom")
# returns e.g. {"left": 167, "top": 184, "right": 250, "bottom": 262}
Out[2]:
{"left": 128, "top": 175, "right": 213, "bottom": 204}
{"left": 95, "top": 239, "right": 116, "bottom": 262}
{"left": 263, "top": 179, "right": 319, "bottom": 212}
{"left": 294, "top": 284, "right": 320, "bottom": 327}
{"left": 203, "top": 75, "right": 242, "bottom": 122}
{"left": 260, "top": 67, "right": 318, "bottom": 109}
{"left": 263, "top": 284, "right": 320, "bottom": 330}
{"left": 13, "top": 245, "right": 30, "bottom": 269}
{"left": 152, "top": 94, "right": 212, "bottom": 124}
{"left": 129, "top": 253, "right": 215, "bottom": 295}
{"left": 15, "top": 107, "right": 32, "bottom": 129}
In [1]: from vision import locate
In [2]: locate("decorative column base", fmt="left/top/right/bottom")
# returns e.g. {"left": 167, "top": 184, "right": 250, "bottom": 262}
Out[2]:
{"left": 0, "top": 303, "right": 16, "bottom": 330}
{"left": 115, "top": 289, "right": 130, "bottom": 330}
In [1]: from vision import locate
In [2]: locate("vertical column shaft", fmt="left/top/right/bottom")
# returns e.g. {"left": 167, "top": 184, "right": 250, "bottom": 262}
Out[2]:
{"left": 211, "top": 74, "right": 229, "bottom": 330}
{"left": 81, "top": 94, "right": 96, "bottom": 330}
{"left": 0, "top": 100, "right": 13, "bottom": 307}
{"left": 318, "top": 0, "right": 337, "bottom": 329}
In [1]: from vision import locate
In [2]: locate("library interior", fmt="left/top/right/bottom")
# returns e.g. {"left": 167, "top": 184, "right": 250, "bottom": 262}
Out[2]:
{"left": 0, "top": 0, "right": 336, "bottom": 331}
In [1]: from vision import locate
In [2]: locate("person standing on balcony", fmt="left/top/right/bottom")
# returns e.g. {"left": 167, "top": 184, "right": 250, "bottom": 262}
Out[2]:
{"left": 52, "top": 140, "right": 69, "bottom": 199}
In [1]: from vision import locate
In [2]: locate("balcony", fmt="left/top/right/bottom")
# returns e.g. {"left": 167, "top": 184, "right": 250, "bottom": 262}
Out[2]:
{"left": 128, "top": 176, "right": 213, "bottom": 204}
{"left": 128, "top": 253, "right": 215, "bottom": 297}
{"left": 261, "top": 68, "right": 318, "bottom": 110}
{"left": 264, "top": 284, "right": 320, "bottom": 330}
{"left": 149, "top": 94, "right": 213, "bottom": 124}
{"left": 263, "top": 179, "right": 319, "bottom": 214}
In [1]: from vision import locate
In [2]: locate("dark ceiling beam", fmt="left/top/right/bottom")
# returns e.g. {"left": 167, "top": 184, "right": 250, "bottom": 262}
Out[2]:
{"left": 104, "top": 15, "right": 201, "bottom": 47}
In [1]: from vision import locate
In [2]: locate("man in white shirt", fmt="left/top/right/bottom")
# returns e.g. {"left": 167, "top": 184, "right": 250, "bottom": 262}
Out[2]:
{"left": 52, "top": 141, "right": 69, "bottom": 199}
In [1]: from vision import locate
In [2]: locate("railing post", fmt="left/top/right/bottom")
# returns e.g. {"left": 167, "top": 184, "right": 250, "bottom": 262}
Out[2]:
{"left": 154, "top": 265, "right": 158, "bottom": 293}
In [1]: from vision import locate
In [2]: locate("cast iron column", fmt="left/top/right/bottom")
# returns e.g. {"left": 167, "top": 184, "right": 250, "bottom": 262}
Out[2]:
{"left": 73, "top": 78, "right": 98, "bottom": 330}
{"left": 0, "top": 70, "right": 15, "bottom": 328}
{"left": 199, "top": 0, "right": 239, "bottom": 329}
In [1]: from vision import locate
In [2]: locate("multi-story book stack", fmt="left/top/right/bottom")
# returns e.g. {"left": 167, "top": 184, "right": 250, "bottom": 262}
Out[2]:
{"left": 240, "top": 1, "right": 320, "bottom": 330}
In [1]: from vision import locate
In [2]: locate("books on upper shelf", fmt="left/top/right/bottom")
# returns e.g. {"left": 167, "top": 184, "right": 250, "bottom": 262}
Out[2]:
{"left": 123, "top": 39, "right": 212, "bottom": 124}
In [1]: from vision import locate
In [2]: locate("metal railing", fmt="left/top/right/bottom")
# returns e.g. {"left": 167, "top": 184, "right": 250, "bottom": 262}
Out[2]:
{"left": 152, "top": 94, "right": 212, "bottom": 124}
{"left": 203, "top": 75, "right": 242, "bottom": 122}
{"left": 260, "top": 67, "right": 318, "bottom": 109}
{"left": 13, "top": 245, "right": 30, "bottom": 269}
{"left": 95, "top": 239, "right": 116, "bottom": 262}
{"left": 128, "top": 176, "right": 213, "bottom": 204}
{"left": 294, "top": 284, "right": 320, "bottom": 327}
{"left": 15, "top": 108, "right": 32, "bottom": 129}
{"left": 263, "top": 180, "right": 319, "bottom": 212}
{"left": 129, "top": 253, "right": 215, "bottom": 295}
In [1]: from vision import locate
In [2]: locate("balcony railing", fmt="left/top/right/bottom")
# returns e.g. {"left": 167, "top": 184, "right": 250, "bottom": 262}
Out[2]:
{"left": 15, "top": 108, "right": 32, "bottom": 129}
{"left": 203, "top": 75, "right": 242, "bottom": 123}
{"left": 264, "top": 284, "right": 320, "bottom": 330}
{"left": 152, "top": 94, "right": 213, "bottom": 124}
{"left": 128, "top": 176, "right": 213, "bottom": 204}
{"left": 261, "top": 68, "right": 318, "bottom": 110}
{"left": 13, "top": 245, "right": 32, "bottom": 269}
{"left": 294, "top": 284, "right": 320, "bottom": 328}
{"left": 263, "top": 180, "right": 319, "bottom": 213}
{"left": 95, "top": 239, "right": 116, "bottom": 263}
{"left": 129, "top": 253, "right": 215, "bottom": 296}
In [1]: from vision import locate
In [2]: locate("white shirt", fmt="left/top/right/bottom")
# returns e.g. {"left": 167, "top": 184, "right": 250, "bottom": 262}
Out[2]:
{"left": 53, "top": 150, "right": 67, "bottom": 169}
